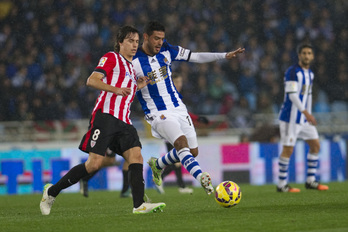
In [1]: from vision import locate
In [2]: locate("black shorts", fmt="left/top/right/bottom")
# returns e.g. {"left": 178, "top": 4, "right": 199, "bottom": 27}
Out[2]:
{"left": 79, "top": 110, "right": 142, "bottom": 156}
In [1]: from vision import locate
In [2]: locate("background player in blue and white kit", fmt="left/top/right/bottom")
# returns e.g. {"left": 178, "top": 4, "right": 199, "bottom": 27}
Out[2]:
{"left": 132, "top": 21, "right": 244, "bottom": 195}
{"left": 277, "top": 44, "right": 329, "bottom": 193}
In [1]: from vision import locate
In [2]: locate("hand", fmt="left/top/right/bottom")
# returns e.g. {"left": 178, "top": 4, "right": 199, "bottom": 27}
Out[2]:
{"left": 136, "top": 76, "right": 150, "bottom": 90}
{"left": 197, "top": 116, "right": 209, "bottom": 124}
{"left": 225, "top": 48, "right": 245, "bottom": 59}
{"left": 114, "top": 87, "right": 131, "bottom": 97}
{"left": 302, "top": 110, "right": 317, "bottom": 125}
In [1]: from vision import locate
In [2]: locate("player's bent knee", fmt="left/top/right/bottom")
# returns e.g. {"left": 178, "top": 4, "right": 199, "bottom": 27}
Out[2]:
{"left": 131, "top": 153, "right": 143, "bottom": 163}
{"left": 310, "top": 144, "right": 320, "bottom": 154}
{"left": 85, "top": 153, "right": 104, "bottom": 173}
{"left": 307, "top": 140, "right": 320, "bottom": 154}
{"left": 281, "top": 146, "right": 294, "bottom": 158}
{"left": 174, "top": 135, "right": 189, "bottom": 150}
{"left": 190, "top": 148, "right": 198, "bottom": 157}
{"left": 124, "top": 147, "right": 143, "bottom": 164}
{"left": 102, "top": 156, "right": 115, "bottom": 167}
{"left": 85, "top": 161, "right": 102, "bottom": 173}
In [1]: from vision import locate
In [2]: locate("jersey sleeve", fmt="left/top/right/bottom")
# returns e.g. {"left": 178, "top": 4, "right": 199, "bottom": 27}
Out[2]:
{"left": 284, "top": 66, "right": 298, "bottom": 82}
{"left": 164, "top": 40, "right": 191, "bottom": 61}
{"left": 284, "top": 66, "right": 298, "bottom": 93}
{"left": 285, "top": 81, "right": 299, "bottom": 93}
{"left": 94, "top": 52, "right": 116, "bottom": 77}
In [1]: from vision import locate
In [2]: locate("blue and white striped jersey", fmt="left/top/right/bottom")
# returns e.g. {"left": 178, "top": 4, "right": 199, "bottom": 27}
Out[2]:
{"left": 279, "top": 64, "right": 314, "bottom": 124}
{"left": 132, "top": 40, "right": 191, "bottom": 115}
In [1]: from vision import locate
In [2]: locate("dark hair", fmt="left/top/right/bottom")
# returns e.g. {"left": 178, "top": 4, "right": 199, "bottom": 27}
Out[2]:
{"left": 143, "top": 21, "right": 165, "bottom": 36}
{"left": 114, "top": 25, "right": 139, "bottom": 52}
{"left": 296, "top": 43, "right": 313, "bottom": 54}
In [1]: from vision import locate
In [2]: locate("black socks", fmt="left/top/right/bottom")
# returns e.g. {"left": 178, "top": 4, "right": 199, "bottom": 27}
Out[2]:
{"left": 128, "top": 163, "right": 144, "bottom": 208}
{"left": 121, "top": 170, "right": 130, "bottom": 193}
{"left": 48, "top": 163, "right": 89, "bottom": 197}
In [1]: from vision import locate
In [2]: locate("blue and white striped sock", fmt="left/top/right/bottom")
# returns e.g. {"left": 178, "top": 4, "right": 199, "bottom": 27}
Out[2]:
{"left": 177, "top": 148, "right": 202, "bottom": 181}
{"left": 156, "top": 148, "right": 179, "bottom": 170}
{"left": 278, "top": 156, "right": 290, "bottom": 188}
{"left": 306, "top": 153, "right": 318, "bottom": 183}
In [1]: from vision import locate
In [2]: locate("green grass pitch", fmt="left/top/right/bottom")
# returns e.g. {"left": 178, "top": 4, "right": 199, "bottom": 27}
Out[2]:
{"left": 1, "top": 182, "right": 348, "bottom": 232}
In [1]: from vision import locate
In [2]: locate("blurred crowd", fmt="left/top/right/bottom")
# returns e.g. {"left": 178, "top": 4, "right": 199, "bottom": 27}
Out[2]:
{"left": 0, "top": 0, "right": 347, "bottom": 129}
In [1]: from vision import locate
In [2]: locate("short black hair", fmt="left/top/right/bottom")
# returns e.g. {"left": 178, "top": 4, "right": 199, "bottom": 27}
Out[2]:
{"left": 114, "top": 25, "right": 139, "bottom": 52}
{"left": 296, "top": 43, "right": 313, "bottom": 54}
{"left": 143, "top": 21, "right": 165, "bottom": 36}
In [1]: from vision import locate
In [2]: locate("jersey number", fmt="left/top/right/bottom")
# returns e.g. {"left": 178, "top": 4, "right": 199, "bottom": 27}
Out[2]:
{"left": 186, "top": 116, "right": 192, "bottom": 126}
{"left": 92, "top": 129, "right": 100, "bottom": 141}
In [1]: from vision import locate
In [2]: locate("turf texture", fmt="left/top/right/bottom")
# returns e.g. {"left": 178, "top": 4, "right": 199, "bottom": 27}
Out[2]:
{"left": 1, "top": 181, "right": 347, "bottom": 232}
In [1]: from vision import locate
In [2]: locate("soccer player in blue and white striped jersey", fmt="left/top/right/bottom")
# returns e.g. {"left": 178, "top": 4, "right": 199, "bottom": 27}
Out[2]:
{"left": 132, "top": 21, "right": 244, "bottom": 195}
{"left": 277, "top": 44, "right": 328, "bottom": 192}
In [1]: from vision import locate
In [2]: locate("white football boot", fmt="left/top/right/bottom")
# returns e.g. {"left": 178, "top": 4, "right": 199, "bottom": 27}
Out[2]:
{"left": 40, "top": 183, "right": 56, "bottom": 215}
{"left": 200, "top": 172, "right": 214, "bottom": 195}
{"left": 133, "top": 202, "right": 166, "bottom": 214}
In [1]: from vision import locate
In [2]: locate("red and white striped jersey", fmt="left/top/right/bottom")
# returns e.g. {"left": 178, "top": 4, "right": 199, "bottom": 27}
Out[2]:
{"left": 92, "top": 52, "right": 137, "bottom": 125}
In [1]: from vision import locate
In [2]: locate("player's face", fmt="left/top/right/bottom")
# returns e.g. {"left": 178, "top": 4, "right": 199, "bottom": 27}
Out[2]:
{"left": 119, "top": 32, "right": 139, "bottom": 60}
{"left": 298, "top": 47, "right": 314, "bottom": 68}
{"left": 144, "top": 31, "right": 165, "bottom": 56}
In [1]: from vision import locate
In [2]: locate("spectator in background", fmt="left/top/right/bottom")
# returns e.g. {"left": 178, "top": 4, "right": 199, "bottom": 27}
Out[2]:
{"left": 77, "top": 12, "right": 98, "bottom": 41}
{"left": 327, "top": 70, "right": 348, "bottom": 112}
{"left": 228, "top": 96, "right": 254, "bottom": 129}
{"left": 11, "top": 66, "right": 27, "bottom": 88}
{"left": 63, "top": 33, "right": 90, "bottom": 60}
{"left": 32, "top": 97, "right": 46, "bottom": 121}
{"left": 219, "top": 94, "right": 235, "bottom": 115}
{"left": 257, "top": 91, "right": 278, "bottom": 114}
{"left": 239, "top": 67, "right": 257, "bottom": 111}
{"left": 65, "top": 101, "right": 82, "bottom": 120}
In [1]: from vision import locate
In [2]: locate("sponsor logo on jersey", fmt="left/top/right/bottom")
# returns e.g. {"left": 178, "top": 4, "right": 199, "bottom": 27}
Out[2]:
{"left": 160, "top": 114, "right": 166, "bottom": 120}
{"left": 98, "top": 57, "right": 107, "bottom": 67}
{"left": 163, "top": 57, "right": 169, "bottom": 65}
{"left": 179, "top": 48, "right": 185, "bottom": 57}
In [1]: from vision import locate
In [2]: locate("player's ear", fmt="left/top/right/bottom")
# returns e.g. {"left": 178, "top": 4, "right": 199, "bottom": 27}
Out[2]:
{"left": 143, "top": 33, "right": 149, "bottom": 40}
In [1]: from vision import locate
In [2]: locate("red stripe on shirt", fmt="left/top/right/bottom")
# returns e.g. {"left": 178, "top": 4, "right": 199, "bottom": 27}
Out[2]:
{"left": 124, "top": 60, "right": 136, "bottom": 124}
{"left": 81, "top": 111, "right": 97, "bottom": 151}
{"left": 108, "top": 53, "right": 119, "bottom": 114}
{"left": 93, "top": 53, "right": 116, "bottom": 114}
{"left": 116, "top": 53, "right": 127, "bottom": 121}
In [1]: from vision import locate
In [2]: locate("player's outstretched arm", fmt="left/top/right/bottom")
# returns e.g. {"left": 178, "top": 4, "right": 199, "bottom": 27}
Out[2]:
{"left": 189, "top": 47, "right": 245, "bottom": 63}
{"left": 225, "top": 48, "right": 245, "bottom": 59}
{"left": 87, "top": 71, "right": 131, "bottom": 97}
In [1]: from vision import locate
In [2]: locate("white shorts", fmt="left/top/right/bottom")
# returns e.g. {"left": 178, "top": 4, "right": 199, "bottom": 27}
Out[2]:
{"left": 145, "top": 109, "right": 198, "bottom": 149}
{"left": 279, "top": 120, "right": 319, "bottom": 146}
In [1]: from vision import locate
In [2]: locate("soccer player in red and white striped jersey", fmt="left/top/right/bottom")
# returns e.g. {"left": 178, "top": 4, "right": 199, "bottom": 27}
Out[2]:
{"left": 90, "top": 50, "right": 137, "bottom": 125}
{"left": 40, "top": 26, "right": 166, "bottom": 215}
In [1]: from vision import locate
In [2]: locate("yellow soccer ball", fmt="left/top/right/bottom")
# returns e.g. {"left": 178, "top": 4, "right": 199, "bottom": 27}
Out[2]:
{"left": 215, "top": 181, "right": 242, "bottom": 208}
